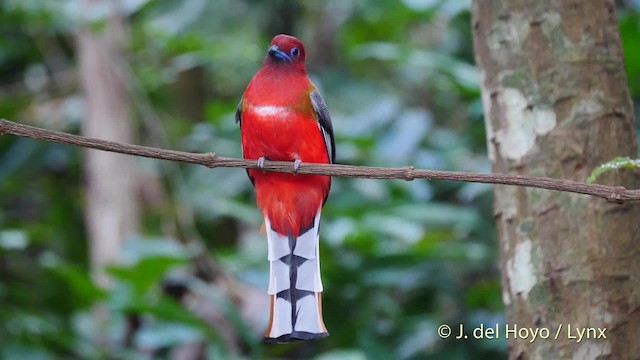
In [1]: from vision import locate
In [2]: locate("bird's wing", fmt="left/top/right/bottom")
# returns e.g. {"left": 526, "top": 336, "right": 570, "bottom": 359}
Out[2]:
{"left": 236, "top": 99, "right": 256, "bottom": 186}
{"left": 235, "top": 99, "right": 243, "bottom": 126}
{"left": 310, "top": 90, "right": 335, "bottom": 164}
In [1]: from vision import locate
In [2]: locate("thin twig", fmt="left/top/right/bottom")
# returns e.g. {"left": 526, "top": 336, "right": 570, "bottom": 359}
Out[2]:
{"left": 1, "top": 118, "right": 639, "bottom": 203}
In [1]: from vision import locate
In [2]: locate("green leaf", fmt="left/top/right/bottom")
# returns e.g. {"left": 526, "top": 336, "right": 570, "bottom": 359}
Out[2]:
{"left": 106, "top": 256, "right": 186, "bottom": 295}
{"left": 120, "top": 237, "right": 193, "bottom": 264}
{"left": 135, "top": 320, "right": 203, "bottom": 349}
{"left": 50, "top": 263, "right": 106, "bottom": 307}
{"left": 0, "top": 229, "right": 29, "bottom": 250}
{"left": 587, "top": 156, "right": 640, "bottom": 183}
{"left": 125, "top": 295, "right": 225, "bottom": 347}
{"left": 315, "top": 349, "right": 368, "bottom": 360}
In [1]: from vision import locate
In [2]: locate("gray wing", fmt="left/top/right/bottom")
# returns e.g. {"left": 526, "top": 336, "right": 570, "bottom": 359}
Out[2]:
{"left": 235, "top": 99, "right": 243, "bottom": 126}
{"left": 236, "top": 99, "right": 255, "bottom": 186}
{"left": 310, "top": 90, "right": 336, "bottom": 164}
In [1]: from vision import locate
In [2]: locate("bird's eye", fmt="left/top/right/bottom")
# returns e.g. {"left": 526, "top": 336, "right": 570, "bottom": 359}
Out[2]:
{"left": 290, "top": 47, "right": 300, "bottom": 58}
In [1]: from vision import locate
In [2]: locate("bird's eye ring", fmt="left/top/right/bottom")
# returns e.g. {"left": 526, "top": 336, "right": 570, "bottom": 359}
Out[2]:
{"left": 290, "top": 47, "right": 300, "bottom": 58}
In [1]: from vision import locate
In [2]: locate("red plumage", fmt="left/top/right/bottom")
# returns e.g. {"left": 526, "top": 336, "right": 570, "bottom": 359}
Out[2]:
{"left": 240, "top": 35, "right": 332, "bottom": 236}
{"left": 237, "top": 34, "right": 335, "bottom": 342}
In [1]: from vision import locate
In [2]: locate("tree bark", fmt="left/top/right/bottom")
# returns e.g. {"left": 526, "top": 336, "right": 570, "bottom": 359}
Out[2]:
{"left": 473, "top": 1, "right": 640, "bottom": 359}
{"left": 77, "top": 0, "right": 139, "bottom": 288}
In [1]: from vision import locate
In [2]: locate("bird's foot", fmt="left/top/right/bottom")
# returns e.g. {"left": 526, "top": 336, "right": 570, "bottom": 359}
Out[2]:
{"left": 257, "top": 156, "right": 266, "bottom": 169}
{"left": 293, "top": 159, "right": 302, "bottom": 174}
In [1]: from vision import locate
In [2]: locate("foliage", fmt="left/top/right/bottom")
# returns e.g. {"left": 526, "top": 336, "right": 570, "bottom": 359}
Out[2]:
{"left": 618, "top": 2, "right": 640, "bottom": 145}
{"left": 587, "top": 156, "right": 640, "bottom": 184}
{"left": 1, "top": 1, "right": 639, "bottom": 359}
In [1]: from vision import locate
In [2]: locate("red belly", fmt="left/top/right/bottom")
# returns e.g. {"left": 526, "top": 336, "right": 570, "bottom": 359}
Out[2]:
{"left": 241, "top": 107, "right": 330, "bottom": 236}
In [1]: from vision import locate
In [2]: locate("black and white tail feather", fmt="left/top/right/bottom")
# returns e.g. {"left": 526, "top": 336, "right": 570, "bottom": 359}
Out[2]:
{"left": 263, "top": 210, "right": 328, "bottom": 342}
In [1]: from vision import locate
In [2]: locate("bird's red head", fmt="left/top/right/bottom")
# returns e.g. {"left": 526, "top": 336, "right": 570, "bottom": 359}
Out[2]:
{"left": 264, "top": 34, "right": 306, "bottom": 71}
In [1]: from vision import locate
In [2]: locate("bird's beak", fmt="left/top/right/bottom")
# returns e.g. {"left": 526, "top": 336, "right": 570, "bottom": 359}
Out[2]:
{"left": 268, "top": 45, "right": 292, "bottom": 62}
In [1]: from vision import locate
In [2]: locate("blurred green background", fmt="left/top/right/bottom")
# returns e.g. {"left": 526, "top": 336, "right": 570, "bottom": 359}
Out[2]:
{"left": 1, "top": 1, "right": 639, "bottom": 359}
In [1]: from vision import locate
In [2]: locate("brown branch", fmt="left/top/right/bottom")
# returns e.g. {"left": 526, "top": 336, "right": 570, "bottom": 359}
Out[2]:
{"left": 2, "top": 118, "right": 639, "bottom": 203}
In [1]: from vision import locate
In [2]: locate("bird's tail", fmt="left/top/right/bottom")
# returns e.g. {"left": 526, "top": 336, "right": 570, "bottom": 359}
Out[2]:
{"left": 263, "top": 211, "right": 328, "bottom": 343}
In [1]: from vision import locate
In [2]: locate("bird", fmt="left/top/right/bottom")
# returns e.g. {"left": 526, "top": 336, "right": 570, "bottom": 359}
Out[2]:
{"left": 236, "top": 34, "right": 335, "bottom": 343}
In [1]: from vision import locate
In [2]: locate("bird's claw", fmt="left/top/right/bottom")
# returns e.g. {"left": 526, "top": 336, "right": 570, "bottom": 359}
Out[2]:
{"left": 257, "top": 156, "right": 266, "bottom": 169}
{"left": 293, "top": 159, "right": 302, "bottom": 174}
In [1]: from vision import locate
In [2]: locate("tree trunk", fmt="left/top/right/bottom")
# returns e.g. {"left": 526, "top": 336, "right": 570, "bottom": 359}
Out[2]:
{"left": 77, "top": 0, "right": 139, "bottom": 288}
{"left": 472, "top": 1, "right": 640, "bottom": 359}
